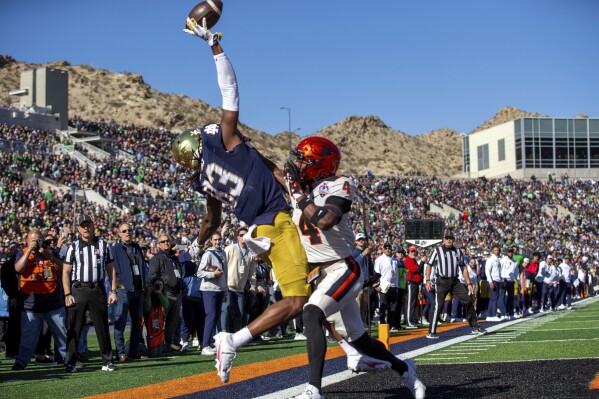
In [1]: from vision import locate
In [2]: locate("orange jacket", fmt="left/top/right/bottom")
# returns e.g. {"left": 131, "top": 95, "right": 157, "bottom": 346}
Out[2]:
{"left": 19, "top": 249, "right": 59, "bottom": 295}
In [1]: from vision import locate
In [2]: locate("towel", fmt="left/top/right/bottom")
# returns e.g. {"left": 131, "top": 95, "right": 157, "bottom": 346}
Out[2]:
{"left": 242, "top": 224, "right": 271, "bottom": 256}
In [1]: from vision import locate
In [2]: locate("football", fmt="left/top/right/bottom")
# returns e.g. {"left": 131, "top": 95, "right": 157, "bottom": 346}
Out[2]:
{"left": 186, "top": 0, "right": 223, "bottom": 30}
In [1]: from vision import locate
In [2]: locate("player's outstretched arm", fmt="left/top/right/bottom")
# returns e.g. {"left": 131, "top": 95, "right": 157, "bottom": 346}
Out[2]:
{"left": 185, "top": 17, "right": 241, "bottom": 151}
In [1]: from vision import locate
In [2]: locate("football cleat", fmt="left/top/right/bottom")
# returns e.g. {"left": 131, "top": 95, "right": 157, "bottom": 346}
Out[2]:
{"left": 402, "top": 359, "right": 426, "bottom": 399}
{"left": 347, "top": 353, "right": 391, "bottom": 373}
{"left": 214, "top": 332, "right": 236, "bottom": 383}
{"left": 292, "top": 384, "right": 324, "bottom": 399}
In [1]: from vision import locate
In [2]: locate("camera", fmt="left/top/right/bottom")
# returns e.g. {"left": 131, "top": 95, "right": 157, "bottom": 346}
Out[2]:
{"left": 37, "top": 239, "right": 49, "bottom": 249}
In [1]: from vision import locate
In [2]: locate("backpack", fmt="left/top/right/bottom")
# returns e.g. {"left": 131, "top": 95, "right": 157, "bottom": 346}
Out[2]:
{"left": 145, "top": 299, "right": 165, "bottom": 349}
{"left": 182, "top": 260, "right": 202, "bottom": 301}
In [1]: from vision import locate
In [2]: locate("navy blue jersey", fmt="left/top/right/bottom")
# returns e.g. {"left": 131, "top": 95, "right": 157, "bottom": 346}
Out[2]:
{"left": 191, "top": 123, "right": 289, "bottom": 225}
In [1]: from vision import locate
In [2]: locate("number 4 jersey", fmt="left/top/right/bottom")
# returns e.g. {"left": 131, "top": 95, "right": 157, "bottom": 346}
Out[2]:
{"left": 191, "top": 123, "right": 290, "bottom": 226}
{"left": 291, "top": 175, "right": 356, "bottom": 263}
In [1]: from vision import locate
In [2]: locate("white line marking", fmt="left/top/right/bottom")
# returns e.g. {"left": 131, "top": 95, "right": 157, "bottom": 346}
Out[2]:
{"left": 255, "top": 296, "right": 599, "bottom": 399}
{"left": 529, "top": 327, "right": 599, "bottom": 331}
{"left": 429, "top": 356, "right": 599, "bottom": 365}
{"left": 504, "top": 337, "right": 599, "bottom": 343}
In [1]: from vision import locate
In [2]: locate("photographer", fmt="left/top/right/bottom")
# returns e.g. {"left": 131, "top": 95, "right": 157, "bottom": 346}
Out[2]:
{"left": 144, "top": 277, "right": 169, "bottom": 358}
{"left": 11, "top": 228, "right": 67, "bottom": 370}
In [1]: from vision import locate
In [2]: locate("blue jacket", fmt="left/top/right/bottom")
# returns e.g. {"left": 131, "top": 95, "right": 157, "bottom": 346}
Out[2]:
{"left": 352, "top": 247, "right": 375, "bottom": 283}
{"left": 111, "top": 241, "right": 147, "bottom": 292}
{"left": 0, "top": 284, "right": 8, "bottom": 317}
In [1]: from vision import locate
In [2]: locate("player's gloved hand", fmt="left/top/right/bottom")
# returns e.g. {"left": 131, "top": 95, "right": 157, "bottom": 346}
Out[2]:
{"left": 184, "top": 17, "right": 222, "bottom": 46}
{"left": 284, "top": 161, "right": 306, "bottom": 201}
{"left": 190, "top": 239, "right": 205, "bottom": 258}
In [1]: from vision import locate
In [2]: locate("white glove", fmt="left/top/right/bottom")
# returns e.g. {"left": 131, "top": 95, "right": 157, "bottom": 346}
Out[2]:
{"left": 184, "top": 17, "right": 222, "bottom": 46}
{"left": 190, "top": 239, "right": 205, "bottom": 258}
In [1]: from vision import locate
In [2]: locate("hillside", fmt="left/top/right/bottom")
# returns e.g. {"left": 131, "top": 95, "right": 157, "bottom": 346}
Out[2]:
{"left": 0, "top": 55, "right": 572, "bottom": 176}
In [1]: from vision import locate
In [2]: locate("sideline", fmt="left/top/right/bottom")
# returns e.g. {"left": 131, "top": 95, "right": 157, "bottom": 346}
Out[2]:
{"left": 83, "top": 322, "right": 467, "bottom": 399}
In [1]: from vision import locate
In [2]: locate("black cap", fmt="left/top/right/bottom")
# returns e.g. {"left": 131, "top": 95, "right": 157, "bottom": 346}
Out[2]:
{"left": 444, "top": 232, "right": 455, "bottom": 239}
{"left": 383, "top": 243, "right": 392, "bottom": 249}
{"left": 78, "top": 214, "right": 93, "bottom": 226}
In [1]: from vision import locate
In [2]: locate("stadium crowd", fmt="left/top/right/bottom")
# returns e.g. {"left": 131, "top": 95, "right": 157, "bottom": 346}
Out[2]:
{"left": 1, "top": 119, "right": 598, "bottom": 372}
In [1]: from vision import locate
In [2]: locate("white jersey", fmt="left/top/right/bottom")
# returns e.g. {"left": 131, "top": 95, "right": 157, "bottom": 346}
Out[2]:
{"left": 291, "top": 175, "right": 355, "bottom": 263}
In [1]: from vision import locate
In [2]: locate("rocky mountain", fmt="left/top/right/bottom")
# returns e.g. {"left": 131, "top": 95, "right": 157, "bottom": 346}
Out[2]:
{"left": 0, "top": 55, "right": 578, "bottom": 176}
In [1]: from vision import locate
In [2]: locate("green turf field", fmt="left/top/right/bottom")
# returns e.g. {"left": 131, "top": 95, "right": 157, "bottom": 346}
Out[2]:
{"left": 2, "top": 299, "right": 597, "bottom": 398}
{"left": 416, "top": 299, "right": 599, "bottom": 364}
{"left": 0, "top": 333, "right": 312, "bottom": 398}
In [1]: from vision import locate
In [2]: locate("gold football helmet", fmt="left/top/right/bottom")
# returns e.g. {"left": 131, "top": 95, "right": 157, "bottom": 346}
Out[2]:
{"left": 172, "top": 128, "right": 203, "bottom": 170}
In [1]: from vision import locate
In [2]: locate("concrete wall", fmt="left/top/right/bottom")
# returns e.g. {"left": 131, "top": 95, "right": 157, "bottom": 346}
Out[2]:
{"left": 0, "top": 108, "right": 62, "bottom": 131}
{"left": 468, "top": 121, "right": 516, "bottom": 178}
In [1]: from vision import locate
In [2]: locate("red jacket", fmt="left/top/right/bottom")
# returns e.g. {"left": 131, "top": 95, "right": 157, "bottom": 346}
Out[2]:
{"left": 404, "top": 256, "right": 423, "bottom": 284}
{"left": 525, "top": 262, "right": 539, "bottom": 276}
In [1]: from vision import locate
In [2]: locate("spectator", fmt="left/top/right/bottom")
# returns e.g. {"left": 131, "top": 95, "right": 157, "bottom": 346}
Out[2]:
{"left": 0, "top": 243, "right": 21, "bottom": 360}
{"left": 198, "top": 233, "right": 227, "bottom": 355}
{"left": 180, "top": 247, "right": 204, "bottom": 351}
{"left": 557, "top": 255, "right": 573, "bottom": 310}
{"left": 11, "top": 229, "right": 67, "bottom": 370}
{"left": 148, "top": 234, "right": 183, "bottom": 353}
{"left": 351, "top": 233, "right": 377, "bottom": 326}
{"left": 374, "top": 243, "right": 400, "bottom": 331}
{"left": 485, "top": 245, "right": 502, "bottom": 321}
{"left": 499, "top": 248, "right": 519, "bottom": 320}
{"left": 222, "top": 226, "right": 256, "bottom": 333}
{"left": 404, "top": 245, "right": 423, "bottom": 328}
{"left": 111, "top": 222, "right": 147, "bottom": 362}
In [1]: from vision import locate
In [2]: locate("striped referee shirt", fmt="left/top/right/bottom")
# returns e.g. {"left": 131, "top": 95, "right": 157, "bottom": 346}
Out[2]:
{"left": 65, "top": 236, "right": 114, "bottom": 283}
{"left": 427, "top": 245, "right": 464, "bottom": 278}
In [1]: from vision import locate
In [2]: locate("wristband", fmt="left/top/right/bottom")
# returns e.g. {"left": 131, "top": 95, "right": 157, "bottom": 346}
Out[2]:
{"left": 110, "top": 290, "right": 118, "bottom": 294}
{"left": 309, "top": 208, "right": 328, "bottom": 226}
{"left": 64, "top": 293, "right": 72, "bottom": 297}
{"left": 467, "top": 283, "right": 473, "bottom": 286}
{"left": 298, "top": 196, "right": 313, "bottom": 212}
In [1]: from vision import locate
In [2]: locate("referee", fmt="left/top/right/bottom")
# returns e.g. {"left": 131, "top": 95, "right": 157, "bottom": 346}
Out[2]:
{"left": 62, "top": 214, "right": 118, "bottom": 372}
{"left": 424, "top": 232, "right": 486, "bottom": 339}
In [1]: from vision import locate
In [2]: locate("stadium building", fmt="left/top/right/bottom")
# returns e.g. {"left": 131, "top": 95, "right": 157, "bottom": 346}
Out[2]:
{"left": 462, "top": 117, "right": 599, "bottom": 179}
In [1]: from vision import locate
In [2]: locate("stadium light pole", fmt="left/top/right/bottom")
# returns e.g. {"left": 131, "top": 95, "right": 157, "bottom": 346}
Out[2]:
{"left": 280, "top": 106, "right": 292, "bottom": 152}
{"left": 290, "top": 128, "right": 301, "bottom": 151}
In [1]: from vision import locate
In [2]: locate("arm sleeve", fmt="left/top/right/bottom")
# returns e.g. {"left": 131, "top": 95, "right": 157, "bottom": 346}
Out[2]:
{"left": 214, "top": 52, "right": 239, "bottom": 111}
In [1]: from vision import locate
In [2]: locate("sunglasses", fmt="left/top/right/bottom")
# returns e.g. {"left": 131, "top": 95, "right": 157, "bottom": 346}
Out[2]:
{"left": 120, "top": 229, "right": 132, "bottom": 233}
{"left": 159, "top": 240, "right": 170, "bottom": 244}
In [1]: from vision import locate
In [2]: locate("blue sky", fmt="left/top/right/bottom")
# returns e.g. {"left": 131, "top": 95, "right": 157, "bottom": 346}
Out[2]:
{"left": 1, "top": 0, "right": 598, "bottom": 136}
